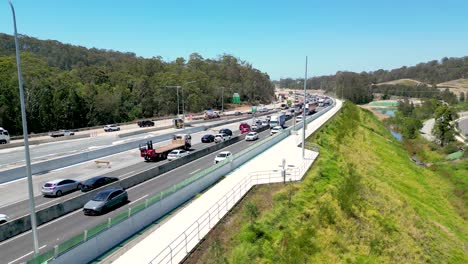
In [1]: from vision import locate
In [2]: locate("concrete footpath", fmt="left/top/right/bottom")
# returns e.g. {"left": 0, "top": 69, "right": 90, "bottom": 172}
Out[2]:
{"left": 112, "top": 100, "right": 343, "bottom": 264}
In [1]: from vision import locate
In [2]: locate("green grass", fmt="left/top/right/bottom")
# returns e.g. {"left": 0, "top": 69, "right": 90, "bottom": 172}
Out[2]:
{"left": 453, "top": 101, "right": 468, "bottom": 112}
{"left": 188, "top": 102, "right": 467, "bottom": 264}
{"left": 369, "top": 101, "right": 399, "bottom": 107}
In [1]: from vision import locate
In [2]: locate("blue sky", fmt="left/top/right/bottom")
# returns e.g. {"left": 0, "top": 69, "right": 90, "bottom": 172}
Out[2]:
{"left": 0, "top": 0, "right": 467, "bottom": 80}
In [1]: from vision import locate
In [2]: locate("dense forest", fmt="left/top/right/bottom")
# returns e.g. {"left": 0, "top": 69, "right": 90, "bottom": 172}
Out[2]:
{"left": 0, "top": 34, "right": 274, "bottom": 135}
{"left": 276, "top": 56, "right": 468, "bottom": 104}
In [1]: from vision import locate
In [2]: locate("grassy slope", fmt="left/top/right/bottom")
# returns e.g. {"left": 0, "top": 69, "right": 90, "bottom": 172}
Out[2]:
{"left": 376, "top": 78, "right": 426, "bottom": 86}
{"left": 187, "top": 102, "right": 467, "bottom": 264}
{"left": 437, "top": 79, "right": 468, "bottom": 89}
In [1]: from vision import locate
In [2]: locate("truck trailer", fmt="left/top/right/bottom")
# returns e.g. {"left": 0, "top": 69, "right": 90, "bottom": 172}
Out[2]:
{"left": 204, "top": 109, "right": 220, "bottom": 120}
{"left": 269, "top": 113, "right": 286, "bottom": 128}
{"left": 139, "top": 134, "right": 191, "bottom": 161}
{"left": 305, "top": 102, "right": 318, "bottom": 115}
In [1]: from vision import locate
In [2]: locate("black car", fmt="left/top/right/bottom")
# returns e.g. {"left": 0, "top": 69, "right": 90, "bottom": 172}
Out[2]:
{"left": 219, "top": 128, "right": 233, "bottom": 136}
{"left": 83, "top": 187, "right": 128, "bottom": 215}
{"left": 138, "top": 120, "right": 155, "bottom": 127}
{"left": 201, "top": 134, "right": 215, "bottom": 143}
{"left": 81, "top": 176, "right": 119, "bottom": 192}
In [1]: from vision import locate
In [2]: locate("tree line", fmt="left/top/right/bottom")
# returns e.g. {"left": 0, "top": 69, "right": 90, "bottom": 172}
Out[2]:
{"left": 275, "top": 56, "right": 468, "bottom": 104}
{"left": 0, "top": 34, "right": 274, "bottom": 135}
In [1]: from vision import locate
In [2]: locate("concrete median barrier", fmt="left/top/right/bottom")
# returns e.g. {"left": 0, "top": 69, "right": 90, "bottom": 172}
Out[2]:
{"left": 0, "top": 132, "right": 245, "bottom": 242}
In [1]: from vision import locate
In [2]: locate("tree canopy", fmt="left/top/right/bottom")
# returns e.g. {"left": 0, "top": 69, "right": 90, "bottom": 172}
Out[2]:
{"left": 275, "top": 56, "right": 468, "bottom": 104}
{"left": 0, "top": 34, "right": 274, "bottom": 135}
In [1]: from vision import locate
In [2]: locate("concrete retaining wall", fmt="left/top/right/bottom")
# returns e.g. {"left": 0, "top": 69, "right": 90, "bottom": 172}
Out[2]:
{"left": 0, "top": 134, "right": 91, "bottom": 150}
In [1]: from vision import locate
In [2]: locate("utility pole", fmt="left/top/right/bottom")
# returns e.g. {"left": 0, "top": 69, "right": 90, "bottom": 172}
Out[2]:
{"left": 8, "top": 0, "right": 40, "bottom": 255}
{"left": 302, "top": 56, "right": 307, "bottom": 159}
{"left": 221, "top": 86, "right": 224, "bottom": 113}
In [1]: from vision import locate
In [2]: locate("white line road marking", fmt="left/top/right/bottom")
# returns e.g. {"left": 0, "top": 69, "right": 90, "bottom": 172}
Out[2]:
{"left": 189, "top": 168, "right": 201, "bottom": 175}
{"left": 120, "top": 171, "right": 136, "bottom": 179}
{"left": 129, "top": 194, "right": 148, "bottom": 205}
{"left": 7, "top": 244, "right": 47, "bottom": 264}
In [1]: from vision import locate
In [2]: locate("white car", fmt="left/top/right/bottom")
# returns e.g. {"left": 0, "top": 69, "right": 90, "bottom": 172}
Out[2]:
{"left": 167, "top": 149, "right": 190, "bottom": 161}
{"left": 296, "top": 116, "right": 303, "bottom": 123}
{"left": 270, "top": 126, "right": 283, "bottom": 136}
{"left": 245, "top": 132, "right": 258, "bottom": 141}
{"left": 214, "top": 133, "right": 231, "bottom": 143}
{"left": 104, "top": 124, "right": 120, "bottom": 132}
{"left": 261, "top": 121, "right": 269, "bottom": 127}
{"left": 214, "top": 151, "right": 232, "bottom": 164}
{"left": 0, "top": 214, "right": 9, "bottom": 224}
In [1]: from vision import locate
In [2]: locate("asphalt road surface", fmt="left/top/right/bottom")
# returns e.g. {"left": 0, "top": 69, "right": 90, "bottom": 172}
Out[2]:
{"left": 1, "top": 116, "right": 296, "bottom": 264}
{"left": 0, "top": 118, "right": 260, "bottom": 215}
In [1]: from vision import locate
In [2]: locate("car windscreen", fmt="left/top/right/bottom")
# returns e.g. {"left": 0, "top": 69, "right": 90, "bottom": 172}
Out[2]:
{"left": 93, "top": 192, "right": 110, "bottom": 201}
{"left": 169, "top": 150, "right": 178, "bottom": 155}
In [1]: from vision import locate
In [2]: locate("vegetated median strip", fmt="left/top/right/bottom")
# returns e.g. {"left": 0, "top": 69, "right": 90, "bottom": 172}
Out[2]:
{"left": 7, "top": 244, "right": 47, "bottom": 264}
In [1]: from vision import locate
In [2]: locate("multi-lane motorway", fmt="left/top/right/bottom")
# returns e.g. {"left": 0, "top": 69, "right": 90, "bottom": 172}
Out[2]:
{"left": 0, "top": 115, "right": 301, "bottom": 264}
{"left": 0, "top": 103, "right": 323, "bottom": 264}
{"left": 0, "top": 116, "right": 258, "bottom": 215}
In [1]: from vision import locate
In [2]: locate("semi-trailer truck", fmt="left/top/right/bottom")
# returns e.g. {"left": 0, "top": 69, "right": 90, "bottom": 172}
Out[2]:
{"left": 269, "top": 113, "right": 286, "bottom": 128}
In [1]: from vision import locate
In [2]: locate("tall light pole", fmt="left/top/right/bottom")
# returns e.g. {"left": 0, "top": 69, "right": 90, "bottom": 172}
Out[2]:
{"left": 8, "top": 0, "right": 40, "bottom": 255}
{"left": 166, "top": 81, "right": 196, "bottom": 118}
{"left": 302, "top": 56, "right": 307, "bottom": 159}
{"left": 221, "top": 86, "right": 224, "bottom": 113}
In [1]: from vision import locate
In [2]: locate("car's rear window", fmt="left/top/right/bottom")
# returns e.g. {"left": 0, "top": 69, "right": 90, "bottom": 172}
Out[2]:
{"left": 169, "top": 150, "right": 178, "bottom": 154}
{"left": 217, "top": 153, "right": 227, "bottom": 158}
{"left": 93, "top": 192, "right": 110, "bottom": 201}
{"left": 44, "top": 183, "right": 54, "bottom": 187}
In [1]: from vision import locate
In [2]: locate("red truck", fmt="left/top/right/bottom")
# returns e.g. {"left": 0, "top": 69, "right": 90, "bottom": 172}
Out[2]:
{"left": 239, "top": 123, "right": 251, "bottom": 134}
{"left": 139, "top": 134, "right": 191, "bottom": 161}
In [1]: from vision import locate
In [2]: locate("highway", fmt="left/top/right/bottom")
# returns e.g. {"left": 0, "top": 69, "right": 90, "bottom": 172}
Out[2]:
{"left": 0, "top": 117, "right": 261, "bottom": 216}
{"left": 0, "top": 115, "right": 299, "bottom": 264}
{"left": 0, "top": 112, "right": 258, "bottom": 169}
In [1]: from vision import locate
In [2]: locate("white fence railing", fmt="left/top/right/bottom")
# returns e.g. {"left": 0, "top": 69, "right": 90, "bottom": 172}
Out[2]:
{"left": 149, "top": 153, "right": 316, "bottom": 264}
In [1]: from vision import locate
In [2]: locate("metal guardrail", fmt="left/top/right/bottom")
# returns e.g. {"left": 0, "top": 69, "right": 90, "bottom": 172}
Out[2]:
{"left": 26, "top": 101, "right": 335, "bottom": 264}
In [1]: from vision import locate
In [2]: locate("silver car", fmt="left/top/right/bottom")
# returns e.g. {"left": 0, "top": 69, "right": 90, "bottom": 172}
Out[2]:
{"left": 83, "top": 187, "right": 128, "bottom": 215}
{"left": 104, "top": 124, "right": 120, "bottom": 132}
{"left": 41, "top": 179, "right": 82, "bottom": 197}
{"left": 245, "top": 132, "right": 258, "bottom": 141}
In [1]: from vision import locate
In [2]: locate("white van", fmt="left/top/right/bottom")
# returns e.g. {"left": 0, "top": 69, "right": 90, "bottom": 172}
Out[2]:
{"left": 0, "top": 127, "right": 11, "bottom": 144}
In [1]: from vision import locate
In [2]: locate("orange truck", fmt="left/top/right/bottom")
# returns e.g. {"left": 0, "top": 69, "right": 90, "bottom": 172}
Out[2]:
{"left": 139, "top": 134, "right": 191, "bottom": 161}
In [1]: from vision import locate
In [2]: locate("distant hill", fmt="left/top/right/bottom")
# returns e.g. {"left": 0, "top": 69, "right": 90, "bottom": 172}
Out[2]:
{"left": 437, "top": 79, "right": 468, "bottom": 96}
